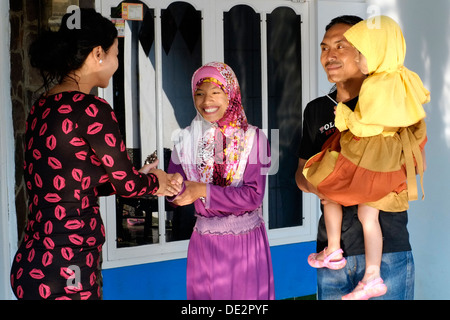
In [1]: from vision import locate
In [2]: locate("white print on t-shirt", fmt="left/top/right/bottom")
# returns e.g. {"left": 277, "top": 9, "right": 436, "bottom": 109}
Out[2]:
{"left": 319, "top": 122, "right": 335, "bottom": 136}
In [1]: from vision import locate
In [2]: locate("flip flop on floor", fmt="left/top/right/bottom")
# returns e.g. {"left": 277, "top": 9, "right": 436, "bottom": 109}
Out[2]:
{"left": 307, "top": 247, "right": 347, "bottom": 270}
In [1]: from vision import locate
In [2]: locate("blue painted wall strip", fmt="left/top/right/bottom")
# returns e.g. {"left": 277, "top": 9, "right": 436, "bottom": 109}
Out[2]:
{"left": 102, "top": 241, "right": 317, "bottom": 300}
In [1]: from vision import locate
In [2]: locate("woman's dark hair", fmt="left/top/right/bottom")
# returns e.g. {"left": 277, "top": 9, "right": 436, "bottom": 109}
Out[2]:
{"left": 30, "top": 8, "right": 118, "bottom": 91}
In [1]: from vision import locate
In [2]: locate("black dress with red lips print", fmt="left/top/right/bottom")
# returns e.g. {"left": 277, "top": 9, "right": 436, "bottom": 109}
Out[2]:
{"left": 10, "top": 91, "right": 159, "bottom": 300}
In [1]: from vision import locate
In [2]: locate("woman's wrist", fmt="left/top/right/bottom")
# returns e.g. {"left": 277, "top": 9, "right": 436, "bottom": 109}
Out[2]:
{"left": 191, "top": 181, "right": 207, "bottom": 199}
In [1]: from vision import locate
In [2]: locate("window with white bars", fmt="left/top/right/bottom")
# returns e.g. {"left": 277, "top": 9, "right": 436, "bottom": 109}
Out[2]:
{"left": 96, "top": 0, "right": 317, "bottom": 268}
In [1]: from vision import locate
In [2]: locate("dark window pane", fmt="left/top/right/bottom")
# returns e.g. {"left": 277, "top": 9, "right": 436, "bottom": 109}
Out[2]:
{"left": 162, "top": 2, "right": 201, "bottom": 242}
{"left": 112, "top": 2, "right": 201, "bottom": 247}
{"left": 267, "top": 7, "right": 303, "bottom": 228}
{"left": 224, "top": 5, "right": 262, "bottom": 128}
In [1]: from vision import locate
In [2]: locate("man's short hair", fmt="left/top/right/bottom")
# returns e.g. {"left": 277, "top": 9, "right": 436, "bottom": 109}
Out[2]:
{"left": 325, "top": 15, "right": 363, "bottom": 31}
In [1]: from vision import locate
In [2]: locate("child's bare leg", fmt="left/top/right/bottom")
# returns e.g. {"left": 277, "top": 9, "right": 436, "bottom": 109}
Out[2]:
{"left": 320, "top": 202, "right": 343, "bottom": 260}
{"left": 358, "top": 204, "right": 382, "bottom": 282}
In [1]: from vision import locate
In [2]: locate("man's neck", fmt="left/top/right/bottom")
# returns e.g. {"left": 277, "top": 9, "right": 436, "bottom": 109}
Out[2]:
{"left": 335, "top": 77, "right": 365, "bottom": 103}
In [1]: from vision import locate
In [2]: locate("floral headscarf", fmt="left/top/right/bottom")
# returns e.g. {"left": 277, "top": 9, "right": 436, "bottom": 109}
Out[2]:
{"left": 191, "top": 62, "right": 248, "bottom": 132}
{"left": 173, "top": 62, "right": 255, "bottom": 188}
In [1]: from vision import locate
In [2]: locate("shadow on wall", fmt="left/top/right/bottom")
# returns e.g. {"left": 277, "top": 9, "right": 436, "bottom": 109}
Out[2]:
{"left": 383, "top": 0, "right": 450, "bottom": 150}
{"left": 373, "top": 0, "right": 450, "bottom": 300}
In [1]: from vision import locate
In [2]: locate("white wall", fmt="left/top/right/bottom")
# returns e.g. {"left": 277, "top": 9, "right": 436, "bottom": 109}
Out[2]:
{"left": 366, "top": 0, "right": 450, "bottom": 300}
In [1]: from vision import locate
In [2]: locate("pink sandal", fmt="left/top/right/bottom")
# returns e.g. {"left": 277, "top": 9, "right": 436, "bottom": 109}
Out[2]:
{"left": 307, "top": 248, "right": 347, "bottom": 270}
{"left": 342, "top": 277, "right": 387, "bottom": 300}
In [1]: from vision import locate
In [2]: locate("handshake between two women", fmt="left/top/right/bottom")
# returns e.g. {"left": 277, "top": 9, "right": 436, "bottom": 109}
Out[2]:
{"left": 139, "top": 159, "right": 184, "bottom": 197}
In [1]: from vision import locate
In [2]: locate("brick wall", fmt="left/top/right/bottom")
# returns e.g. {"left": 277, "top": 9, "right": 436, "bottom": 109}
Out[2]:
{"left": 10, "top": 0, "right": 42, "bottom": 238}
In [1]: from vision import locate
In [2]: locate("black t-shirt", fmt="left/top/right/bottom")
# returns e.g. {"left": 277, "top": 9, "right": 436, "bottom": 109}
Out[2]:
{"left": 299, "top": 91, "right": 412, "bottom": 256}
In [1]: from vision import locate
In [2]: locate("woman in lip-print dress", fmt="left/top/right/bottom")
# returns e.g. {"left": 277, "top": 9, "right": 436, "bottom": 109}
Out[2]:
{"left": 10, "top": 9, "right": 182, "bottom": 300}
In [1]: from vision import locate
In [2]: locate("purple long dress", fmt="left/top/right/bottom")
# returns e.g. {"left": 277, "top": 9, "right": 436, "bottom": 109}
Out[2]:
{"left": 168, "top": 130, "right": 275, "bottom": 300}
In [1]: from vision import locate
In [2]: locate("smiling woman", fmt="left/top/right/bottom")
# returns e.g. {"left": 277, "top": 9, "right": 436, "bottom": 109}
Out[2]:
{"left": 194, "top": 81, "right": 229, "bottom": 122}
{"left": 168, "top": 62, "right": 274, "bottom": 300}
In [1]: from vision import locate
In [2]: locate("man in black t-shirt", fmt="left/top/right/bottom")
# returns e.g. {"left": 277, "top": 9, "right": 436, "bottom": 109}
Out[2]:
{"left": 295, "top": 16, "right": 414, "bottom": 300}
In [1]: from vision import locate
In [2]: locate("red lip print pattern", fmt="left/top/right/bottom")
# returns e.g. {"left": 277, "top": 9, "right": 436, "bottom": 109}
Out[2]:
{"left": 81, "top": 176, "right": 91, "bottom": 190}
{"left": 43, "top": 237, "right": 55, "bottom": 250}
{"left": 85, "top": 104, "right": 98, "bottom": 117}
{"left": 29, "top": 269, "right": 45, "bottom": 279}
{"left": 35, "top": 211, "right": 42, "bottom": 222}
{"left": 16, "top": 268, "right": 24, "bottom": 279}
{"left": 61, "top": 247, "right": 74, "bottom": 261}
{"left": 62, "top": 118, "right": 74, "bottom": 134}
{"left": 31, "top": 118, "right": 37, "bottom": 130}
{"left": 104, "top": 133, "right": 116, "bottom": 147}
{"left": 42, "top": 108, "right": 51, "bottom": 119}
{"left": 64, "top": 219, "right": 85, "bottom": 230}
{"left": 75, "top": 150, "right": 87, "bottom": 160}
{"left": 39, "top": 283, "right": 51, "bottom": 299}
{"left": 32, "top": 149, "right": 42, "bottom": 160}
{"left": 16, "top": 286, "right": 24, "bottom": 299}
{"left": 87, "top": 122, "right": 103, "bottom": 135}
{"left": 27, "top": 249, "right": 35, "bottom": 263}
{"left": 34, "top": 173, "right": 43, "bottom": 188}
{"left": 53, "top": 175, "right": 65, "bottom": 190}
{"left": 44, "top": 193, "right": 61, "bottom": 203}
{"left": 82, "top": 196, "right": 90, "bottom": 209}
{"left": 60, "top": 267, "right": 75, "bottom": 280}
{"left": 73, "top": 93, "right": 85, "bottom": 102}
{"left": 11, "top": 92, "right": 160, "bottom": 299}
{"left": 54, "top": 205, "right": 66, "bottom": 220}
{"left": 112, "top": 171, "right": 127, "bottom": 180}
{"left": 90, "top": 155, "right": 102, "bottom": 166}
{"left": 125, "top": 180, "right": 136, "bottom": 193}
{"left": 39, "top": 123, "right": 47, "bottom": 136}
{"left": 69, "top": 137, "right": 86, "bottom": 147}
{"left": 86, "top": 253, "right": 94, "bottom": 268}
{"left": 58, "top": 104, "right": 72, "bottom": 114}
{"left": 44, "top": 221, "right": 53, "bottom": 234}
{"left": 42, "top": 252, "right": 53, "bottom": 267}
{"left": 48, "top": 157, "right": 62, "bottom": 169}
{"left": 89, "top": 218, "right": 97, "bottom": 231}
{"left": 46, "top": 135, "right": 57, "bottom": 150}
{"left": 28, "top": 137, "right": 34, "bottom": 150}
{"left": 68, "top": 234, "right": 84, "bottom": 246}
{"left": 89, "top": 272, "right": 96, "bottom": 286}
{"left": 64, "top": 283, "right": 83, "bottom": 294}
{"left": 72, "top": 168, "right": 83, "bottom": 182}
{"left": 102, "top": 154, "right": 114, "bottom": 167}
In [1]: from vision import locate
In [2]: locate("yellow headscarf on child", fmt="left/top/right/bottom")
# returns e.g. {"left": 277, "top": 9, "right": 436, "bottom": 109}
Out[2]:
{"left": 335, "top": 16, "right": 430, "bottom": 136}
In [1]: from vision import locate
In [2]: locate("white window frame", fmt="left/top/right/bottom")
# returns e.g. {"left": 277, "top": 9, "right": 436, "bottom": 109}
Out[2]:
{"left": 95, "top": 0, "right": 318, "bottom": 269}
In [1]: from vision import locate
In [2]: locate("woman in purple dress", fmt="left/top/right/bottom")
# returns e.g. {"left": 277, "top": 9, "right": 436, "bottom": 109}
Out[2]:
{"left": 168, "top": 62, "right": 274, "bottom": 300}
